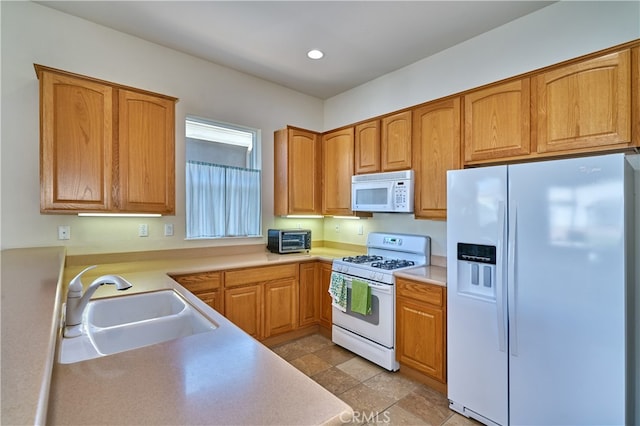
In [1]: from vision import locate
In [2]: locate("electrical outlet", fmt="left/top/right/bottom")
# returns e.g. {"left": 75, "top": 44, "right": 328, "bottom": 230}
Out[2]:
{"left": 164, "top": 223, "right": 174, "bottom": 236}
{"left": 335, "top": 224, "right": 340, "bottom": 233}
{"left": 58, "top": 225, "right": 70, "bottom": 240}
{"left": 357, "top": 224, "right": 364, "bottom": 235}
{"left": 138, "top": 223, "right": 149, "bottom": 237}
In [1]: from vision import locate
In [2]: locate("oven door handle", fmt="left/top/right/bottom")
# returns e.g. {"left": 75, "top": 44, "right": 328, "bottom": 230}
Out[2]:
{"left": 345, "top": 278, "right": 393, "bottom": 294}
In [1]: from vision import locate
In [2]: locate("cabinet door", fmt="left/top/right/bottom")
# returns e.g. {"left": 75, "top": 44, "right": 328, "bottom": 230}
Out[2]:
{"left": 299, "top": 262, "right": 320, "bottom": 327}
{"left": 319, "top": 262, "right": 333, "bottom": 330}
{"left": 118, "top": 89, "right": 175, "bottom": 214}
{"left": 322, "top": 127, "right": 354, "bottom": 215}
{"left": 354, "top": 120, "right": 381, "bottom": 174}
{"left": 198, "top": 290, "right": 223, "bottom": 313}
{"left": 396, "top": 297, "right": 445, "bottom": 382}
{"left": 412, "top": 98, "right": 461, "bottom": 220}
{"left": 264, "top": 278, "right": 298, "bottom": 338}
{"left": 224, "top": 284, "right": 262, "bottom": 339}
{"left": 39, "top": 69, "right": 113, "bottom": 212}
{"left": 381, "top": 110, "right": 412, "bottom": 171}
{"left": 173, "top": 272, "right": 223, "bottom": 312}
{"left": 464, "top": 79, "right": 531, "bottom": 164}
{"left": 533, "top": 49, "right": 631, "bottom": 153}
{"left": 274, "top": 128, "right": 322, "bottom": 215}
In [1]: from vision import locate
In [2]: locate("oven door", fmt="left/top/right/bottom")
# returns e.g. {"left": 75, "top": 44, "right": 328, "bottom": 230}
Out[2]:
{"left": 331, "top": 274, "right": 395, "bottom": 348}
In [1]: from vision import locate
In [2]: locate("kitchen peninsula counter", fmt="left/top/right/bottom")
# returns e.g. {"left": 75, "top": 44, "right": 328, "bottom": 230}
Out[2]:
{"left": 2, "top": 246, "right": 357, "bottom": 426}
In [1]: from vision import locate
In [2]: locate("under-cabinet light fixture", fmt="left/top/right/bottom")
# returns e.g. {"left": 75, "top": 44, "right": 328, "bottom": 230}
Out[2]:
{"left": 285, "top": 215, "right": 323, "bottom": 219}
{"left": 332, "top": 216, "right": 360, "bottom": 220}
{"left": 78, "top": 213, "right": 162, "bottom": 217}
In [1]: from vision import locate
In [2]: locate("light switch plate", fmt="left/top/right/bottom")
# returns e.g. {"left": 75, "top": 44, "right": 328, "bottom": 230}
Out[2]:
{"left": 164, "top": 223, "right": 174, "bottom": 236}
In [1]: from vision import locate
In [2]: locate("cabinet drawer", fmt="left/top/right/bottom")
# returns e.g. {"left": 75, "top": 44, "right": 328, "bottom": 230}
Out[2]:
{"left": 225, "top": 264, "right": 298, "bottom": 288}
{"left": 396, "top": 278, "right": 444, "bottom": 307}
{"left": 173, "top": 272, "right": 221, "bottom": 293}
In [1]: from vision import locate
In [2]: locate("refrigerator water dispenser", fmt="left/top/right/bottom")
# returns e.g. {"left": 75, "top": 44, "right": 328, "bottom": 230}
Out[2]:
{"left": 456, "top": 243, "right": 496, "bottom": 301}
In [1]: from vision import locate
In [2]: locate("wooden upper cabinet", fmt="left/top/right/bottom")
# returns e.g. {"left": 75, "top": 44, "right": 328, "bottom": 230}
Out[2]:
{"left": 36, "top": 64, "right": 177, "bottom": 214}
{"left": 322, "top": 127, "right": 354, "bottom": 215}
{"left": 381, "top": 110, "right": 412, "bottom": 171}
{"left": 354, "top": 120, "right": 381, "bottom": 174}
{"left": 463, "top": 78, "right": 531, "bottom": 164}
{"left": 533, "top": 49, "right": 632, "bottom": 153}
{"left": 118, "top": 89, "right": 175, "bottom": 214}
{"left": 38, "top": 68, "right": 114, "bottom": 212}
{"left": 412, "top": 97, "right": 461, "bottom": 220}
{"left": 274, "top": 127, "right": 322, "bottom": 215}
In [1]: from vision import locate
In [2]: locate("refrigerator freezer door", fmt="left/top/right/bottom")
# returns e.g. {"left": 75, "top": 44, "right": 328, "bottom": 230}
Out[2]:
{"left": 447, "top": 165, "right": 508, "bottom": 426}
{"left": 508, "top": 154, "right": 627, "bottom": 425}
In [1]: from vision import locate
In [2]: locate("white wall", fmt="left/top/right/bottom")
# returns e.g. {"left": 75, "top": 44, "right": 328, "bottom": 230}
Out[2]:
{"left": 2, "top": 1, "right": 638, "bottom": 256}
{"left": 0, "top": 1, "right": 323, "bottom": 254}
{"left": 324, "top": 1, "right": 640, "bottom": 129}
{"left": 320, "top": 0, "right": 639, "bottom": 257}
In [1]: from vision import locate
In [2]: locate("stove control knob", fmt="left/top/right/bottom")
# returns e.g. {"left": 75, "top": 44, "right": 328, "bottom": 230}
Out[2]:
{"left": 375, "top": 273, "right": 383, "bottom": 281}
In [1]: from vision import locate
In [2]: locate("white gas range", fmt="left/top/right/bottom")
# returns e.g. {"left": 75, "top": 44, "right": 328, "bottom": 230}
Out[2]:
{"left": 331, "top": 232, "right": 431, "bottom": 371}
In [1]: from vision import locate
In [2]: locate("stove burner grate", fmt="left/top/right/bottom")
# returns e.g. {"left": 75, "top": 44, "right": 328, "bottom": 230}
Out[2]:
{"left": 370, "top": 259, "right": 416, "bottom": 270}
{"left": 342, "top": 255, "right": 383, "bottom": 264}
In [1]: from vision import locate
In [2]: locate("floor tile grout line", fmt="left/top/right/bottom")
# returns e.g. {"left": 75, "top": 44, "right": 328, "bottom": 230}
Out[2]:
{"left": 272, "top": 334, "right": 465, "bottom": 426}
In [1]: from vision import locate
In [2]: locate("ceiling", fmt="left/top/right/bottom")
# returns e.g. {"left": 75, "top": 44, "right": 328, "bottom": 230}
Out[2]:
{"left": 37, "top": 1, "right": 555, "bottom": 99}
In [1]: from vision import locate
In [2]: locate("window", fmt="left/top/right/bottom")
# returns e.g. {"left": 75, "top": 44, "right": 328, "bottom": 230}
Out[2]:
{"left": 185, "top": 116, "right": 261, "bottom": 239}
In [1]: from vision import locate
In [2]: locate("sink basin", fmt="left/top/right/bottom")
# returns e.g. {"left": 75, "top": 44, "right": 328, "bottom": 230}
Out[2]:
{"left": 59, "top": 290, "right": 217, "bottom": 364}
{"left": 88, "top": 289, "right": 192, "bottom": 327}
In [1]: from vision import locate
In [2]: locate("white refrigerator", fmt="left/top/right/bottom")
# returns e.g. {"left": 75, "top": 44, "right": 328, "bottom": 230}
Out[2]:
{"left": 446, "top": 153, "right": 638, "bottom": 426}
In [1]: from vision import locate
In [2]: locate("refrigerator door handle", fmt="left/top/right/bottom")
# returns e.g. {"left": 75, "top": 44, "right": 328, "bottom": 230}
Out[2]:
{"left": 508, "top": 202, "right": 518, "bottom": 356}
{"left": 496, "top": 201, "right": 507, "bottom": 352}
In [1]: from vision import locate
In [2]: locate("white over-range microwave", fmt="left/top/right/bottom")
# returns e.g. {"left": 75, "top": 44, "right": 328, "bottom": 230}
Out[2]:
{"left": 351, "top": 170, "right": 414, "bottom": 213}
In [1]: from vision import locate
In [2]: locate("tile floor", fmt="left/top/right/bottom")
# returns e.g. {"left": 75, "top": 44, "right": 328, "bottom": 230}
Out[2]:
{"left": 271, "top": 333, "right": 479, "bottom": 425}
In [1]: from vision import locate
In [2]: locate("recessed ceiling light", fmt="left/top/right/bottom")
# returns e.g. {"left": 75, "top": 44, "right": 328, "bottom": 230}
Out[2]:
{"left": 307, "top": 49, "right": 324, "bottom": 60}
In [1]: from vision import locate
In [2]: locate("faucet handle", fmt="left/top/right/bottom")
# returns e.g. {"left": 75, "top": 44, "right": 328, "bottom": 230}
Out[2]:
{"left": 68, "top": 265, "right": 97, "bottom": 298}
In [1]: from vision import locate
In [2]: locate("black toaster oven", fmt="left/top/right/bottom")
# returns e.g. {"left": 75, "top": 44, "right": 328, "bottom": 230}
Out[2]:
{"left": 267, "top": 229, "right": 311, "bottom": 254}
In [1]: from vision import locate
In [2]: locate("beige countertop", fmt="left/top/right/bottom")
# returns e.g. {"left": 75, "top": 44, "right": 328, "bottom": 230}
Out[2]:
{"left": 394, "top": 264, "right": 447, "bottom": 287}
{"left": 1, "top": 247, "right": 66, "bottom": 426}
{"left": 2, "top": 244, "right": 446, "bottom": 425}
{"left": 2, "top": 246, "right": 357, "bottom": 426}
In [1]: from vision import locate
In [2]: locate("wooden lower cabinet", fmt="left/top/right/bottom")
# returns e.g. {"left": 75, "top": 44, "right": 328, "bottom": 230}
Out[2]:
{"left": 225, "top": 284, "right": 263, "bottom": 338}
{"left": 299, "top": 262, "right": 321, "bottom": 327}
{"left": 171, "top": 271, "right": 223, "bottom": 312}
{"left": 174, "top": 261, "right": 331, "bottom": 341}
{"left": 396, "top": 277, "right": 446, "bottom": 383}
{"left": 319, "top": 261, "right": 333, "bottom": 330}
{"left": 264, "top": 278, "right": 298, "bottom": 338}
{"left": 224, "top": 263, "right": 299, "bottom": 340}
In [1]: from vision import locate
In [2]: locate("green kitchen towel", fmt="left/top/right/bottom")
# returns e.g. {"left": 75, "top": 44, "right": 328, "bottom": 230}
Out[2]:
{"left": 351, "top": 279, "right": 371, "bottom": 315}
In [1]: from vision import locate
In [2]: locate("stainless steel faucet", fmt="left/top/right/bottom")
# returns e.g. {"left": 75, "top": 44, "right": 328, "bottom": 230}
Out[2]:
{"left": 64, "top": 265, "right": 133, "bottom": 337}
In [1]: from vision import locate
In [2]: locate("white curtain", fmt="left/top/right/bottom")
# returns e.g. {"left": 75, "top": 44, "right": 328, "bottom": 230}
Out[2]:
{"left": 186, "top": 161, "right": 261, "bottom": 238}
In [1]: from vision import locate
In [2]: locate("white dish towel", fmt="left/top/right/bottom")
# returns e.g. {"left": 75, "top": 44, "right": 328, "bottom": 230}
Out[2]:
{"left": 328, "top": 272, "right": 347, "bottom": 312}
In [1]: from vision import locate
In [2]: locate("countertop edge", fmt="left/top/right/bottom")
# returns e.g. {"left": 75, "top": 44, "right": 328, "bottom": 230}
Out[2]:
{"left": 394, "top": 265, "right": 447, "bottom": 287}
{"left": 36, "top": 248, "right": 66, "bottom": 425}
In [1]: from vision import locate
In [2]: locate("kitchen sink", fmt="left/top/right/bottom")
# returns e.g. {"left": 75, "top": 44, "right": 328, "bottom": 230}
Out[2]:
{"left": 59, "top": 290, "right": 217, "bottom": 364}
